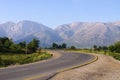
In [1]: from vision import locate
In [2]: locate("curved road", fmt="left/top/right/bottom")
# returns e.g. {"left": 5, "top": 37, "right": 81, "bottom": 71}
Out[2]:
{"left": 0, "top": 51, "right": 95, "bottom": 80}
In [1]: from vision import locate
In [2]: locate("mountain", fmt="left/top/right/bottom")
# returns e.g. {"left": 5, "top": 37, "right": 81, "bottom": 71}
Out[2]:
{"left": 55, "top": 22, "right": 120, "bottom": 48}
{"left": 0, "top": 20, "right": 120, "bottom": 48}
{"left": 0, "top": 21, "right": 16, "bottom": 37}
{"left": 0, "top": 20, "right": 62, "bottom": 47}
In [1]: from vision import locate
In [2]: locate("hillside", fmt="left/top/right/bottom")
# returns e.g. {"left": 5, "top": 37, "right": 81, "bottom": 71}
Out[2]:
{"left": 0, "top": 20, "right": 62, "bottom": 47}
{"left": 55, "top": 22, "right": 120, "bottom": 48}
{"left": 0, "top": 20, "right": 120, "bottom": 48}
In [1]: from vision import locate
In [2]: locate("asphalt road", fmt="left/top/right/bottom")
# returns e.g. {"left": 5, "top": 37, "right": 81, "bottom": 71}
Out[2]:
{"left": 0, "top": 51, "right": 95, "bottom": 80}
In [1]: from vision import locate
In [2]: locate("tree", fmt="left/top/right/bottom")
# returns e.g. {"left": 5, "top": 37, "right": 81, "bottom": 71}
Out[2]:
{"left": 0, "top": 56, "right": 4, "bottom": 66}
{"left": 0, "top": 37, "right": 14, "bottom": 52}
{"left": 10, "top": 44, "right": 17, "bottom": 52}
{"left": 4, "top": 40, "right": 13, "bottom": 49}
{"left": 0, "top": 37, "right": 9, "bottom": 44}
{"left": 108, "top": 41, "right": 120, "bottom": 53}
{"left": 70, "top": 46, "right": 76, "bottom": 50}
{"left": 0, "top": 41, "right": 3, "bottom": 51}
{"left": 97, "top": 46, "right": 102, "bottom": 51}
{"left": 52, "top": 43, "right": 58, "bottom": 49}
{"left": 102, "top": 46, "right": 108, "bottom": 51}
{"left": 114, "top": 41, "right": 120, "bottom": 53}
{"left": 93, "top": 45, "right": 97, "bottom": 51}
{"left": 27, "top": 39, "right": 39, "bottom": 53}
{"left": 58, "top": 45, "right": 62, "bottom": 49}
{"left": 18, "top": 41, "right": 26, "bottom": 48}
{"left": 61, "top": 43, "right": 67, "bottom": 49}
{"left": 32, "top": 38, "right": 39, "bottom": 48}
{"left": 108, "top": 45, "right": 115, "bottom": 52}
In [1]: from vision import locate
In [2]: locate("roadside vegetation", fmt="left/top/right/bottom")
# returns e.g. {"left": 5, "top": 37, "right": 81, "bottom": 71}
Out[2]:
{"left": 48, "top": 42, "right": 76, "bottom": 50}
{"left": 0, "top": 52, "right": 52, "bottom": 67}
{"left": 0, "top": 37, "right": 40, "bottom": 54}
{"left": 48, "top": 41, "right": 120, "bottom": 61}
{"left": 0, "top": 37, "right": 52, "bottom": 67}
{"left": 66, "top": 41, "right": 120, "bottom": 61}
{"left": 49, "top": 42, "right": 67, "bottom": 49}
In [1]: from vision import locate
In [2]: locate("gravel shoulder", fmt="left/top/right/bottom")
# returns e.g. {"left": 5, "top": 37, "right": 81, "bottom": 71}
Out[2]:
{"left": 50, "top": 53, "right": 120, "bottom": 80}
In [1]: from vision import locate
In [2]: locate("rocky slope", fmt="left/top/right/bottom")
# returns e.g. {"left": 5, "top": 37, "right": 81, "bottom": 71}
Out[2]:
{"left": 55, "top": 22, "right": 120, "bottom": 48}
{"left": 0, "top": 20, "right": 120, "bottom": 48}
{"left": 0, "top": 20, "right": 62, "bottom": 47}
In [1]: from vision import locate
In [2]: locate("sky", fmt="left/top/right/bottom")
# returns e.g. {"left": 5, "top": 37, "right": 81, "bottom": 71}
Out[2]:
{"left": 0, "top": 0, "right": 120, "bottom": 28}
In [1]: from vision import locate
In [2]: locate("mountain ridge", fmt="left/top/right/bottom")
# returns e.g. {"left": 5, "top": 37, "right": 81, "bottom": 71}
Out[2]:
{"left": 0, "top": 20, "right": 62, "bottom": 47}
{"left": 55, "top": 21, "right": 120, "bottom": 48}
{"left": 0, "top": 20, "right": 120, "bottom": 48}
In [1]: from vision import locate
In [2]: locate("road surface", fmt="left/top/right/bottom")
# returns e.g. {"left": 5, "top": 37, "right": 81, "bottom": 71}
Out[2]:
{"left": 0, "top": 51, "right": 95, "bottom": 80}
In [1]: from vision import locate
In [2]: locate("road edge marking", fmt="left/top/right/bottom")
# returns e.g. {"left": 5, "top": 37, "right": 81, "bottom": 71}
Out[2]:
{"left": 24, "top": 74, "right": 47, "bottom": 80}
{"left": 57, "top": 53, "right": 98, "bottom": 73}
{"left": 46, "top": 53, "right": 98, "bottom": 80}
{"left": 24, "top": 52, "right": 98, "bottom": 80}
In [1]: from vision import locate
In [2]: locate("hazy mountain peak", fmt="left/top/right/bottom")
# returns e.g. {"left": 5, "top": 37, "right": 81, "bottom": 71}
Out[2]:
{"left": 112, "top": 21, "right": 120, "bottom": 25}
{"left": 1, "top": 21, "right": 16, "bottom": 26}
{"left": 0, "top": 20, "right": 62, "bottom": 47}
{"left": 56, "top": 21, "right": 120, "bottom": 48}
{"left": 18, "top": 20, "right": 38, "bottom": 24}
{"left": 0, "top": 20, "right": 120, "bottom": 48}
{"left": 70, "top": 22, "right": 81, "bottom": 28}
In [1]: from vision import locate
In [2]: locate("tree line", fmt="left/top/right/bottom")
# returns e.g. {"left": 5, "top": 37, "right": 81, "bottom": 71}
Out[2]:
{"left": 51, "top": 43, "right": 67, "bottom": 49}
{"left": 0, "top": 37, "right": 39, "bottom": 54}
{"left": 48, "top": 42, "right": 76, "bottom": 50}
{"left": 93, "top": 41, "right": 120, "bottom": 53}
{"left": 2, "top": 37, "right": 120, "bottom": 53}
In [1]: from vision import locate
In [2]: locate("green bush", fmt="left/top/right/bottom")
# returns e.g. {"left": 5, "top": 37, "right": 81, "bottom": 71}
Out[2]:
{"left": 0, "top": 52, "right": 52, "bottom": 67}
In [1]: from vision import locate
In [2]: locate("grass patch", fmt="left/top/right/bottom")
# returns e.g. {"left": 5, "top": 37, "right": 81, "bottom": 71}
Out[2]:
{"left": 0, "top": 51, "right": 52, "bottom": 67}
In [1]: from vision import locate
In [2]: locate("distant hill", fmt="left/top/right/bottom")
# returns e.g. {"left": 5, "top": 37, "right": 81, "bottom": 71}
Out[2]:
{"left": 0, "top": 20, "right": 120, "bottom": 48}
{"left": 0, "top": 20, "right": 62, "bottom": 47}
{"left": 55, "top": 21, "right": 120, "bottom": 48}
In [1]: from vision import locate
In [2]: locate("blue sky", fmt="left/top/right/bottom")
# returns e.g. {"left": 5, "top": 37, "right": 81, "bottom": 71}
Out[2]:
{"left": 0, "top": 0, "right": 120, "bottom": 28}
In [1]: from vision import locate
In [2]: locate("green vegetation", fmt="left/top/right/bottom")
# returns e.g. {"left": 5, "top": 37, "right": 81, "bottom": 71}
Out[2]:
{"left": 68, "top": 46, "right": 76, "bottom": 50}
{"left": 0, "top": 52, "right": 52, "bottom": 67}
{"left": 50, "top": 42, "right": 76, "bottom": 50}
{"left": 0, "top": 37, "right": 40, "bottom": 53}
{"left": 0, "top": 37, "right": 52, "bottom": 67}
{"left": 67, "top": 41, "right": 120, "bottom": 61}
{"left": 50, "top": 42, "right": 67, "bottom": 49}
{"left": 108, "top": 41, "right": 120, "bottom": 53}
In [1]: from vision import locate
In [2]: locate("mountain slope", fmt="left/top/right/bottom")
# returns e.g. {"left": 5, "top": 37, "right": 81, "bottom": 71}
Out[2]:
{"left": 55, "top": 22, "right": 120, "bottom": 48}
{"left": 0, "top": 20, "right": 62, "bottom": 47}
{"left": 0, "top": 20, "right": 120, "bottom": 48}
{"left": 0, "top": 21, "right": 16, "bottom": 37}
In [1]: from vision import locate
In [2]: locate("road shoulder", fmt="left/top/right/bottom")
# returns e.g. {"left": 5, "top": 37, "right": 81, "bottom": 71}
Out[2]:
{"left": 50, "top": 53, "right": 120, "bottom": 80}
